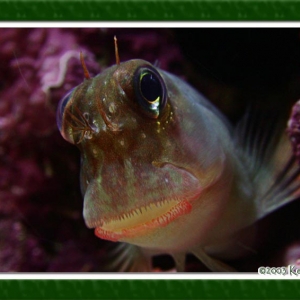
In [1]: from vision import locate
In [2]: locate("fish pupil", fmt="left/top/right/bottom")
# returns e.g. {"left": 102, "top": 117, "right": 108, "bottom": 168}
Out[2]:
{"left": 134, "top": 66, "right": 166, "bottom": 118}
{"left": 140, "top": 72, "right": 162, "bottom": 102}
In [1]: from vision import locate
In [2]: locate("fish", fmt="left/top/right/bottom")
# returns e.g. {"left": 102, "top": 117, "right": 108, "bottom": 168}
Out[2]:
{"left": 56, "top": 37, "right": 300, "bottom": 272}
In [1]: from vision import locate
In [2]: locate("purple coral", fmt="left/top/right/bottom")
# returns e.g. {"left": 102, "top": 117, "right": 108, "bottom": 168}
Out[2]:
{"left": 287, "top": 99, "right": 300, "bottom": 163}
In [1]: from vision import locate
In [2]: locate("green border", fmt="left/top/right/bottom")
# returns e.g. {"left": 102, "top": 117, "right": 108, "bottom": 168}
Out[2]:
{"left": 0, "top": 0, "right": 300, "bottom": 21}
{"left": 2, "top": 1, "right": 300, "bottom": 300}
{"left": 0, "top": 279, "right": 299, "bottom": 299}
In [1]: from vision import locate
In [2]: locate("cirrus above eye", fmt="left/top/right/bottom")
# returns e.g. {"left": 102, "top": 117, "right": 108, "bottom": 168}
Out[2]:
{"left": 134, "top": 66, "right": 167, "bottom": 118}
{"left": 56, "top": 88, "right": 74, "bottom": 131}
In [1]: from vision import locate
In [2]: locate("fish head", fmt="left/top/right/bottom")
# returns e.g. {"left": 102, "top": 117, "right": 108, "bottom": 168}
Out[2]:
{"left": 57, "top": 59, "right": 234, "bottom": 252}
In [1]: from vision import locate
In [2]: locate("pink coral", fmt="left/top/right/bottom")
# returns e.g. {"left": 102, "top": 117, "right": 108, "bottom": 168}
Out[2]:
{"left": 287, "top": 99, "right": 300, "bottom": 163}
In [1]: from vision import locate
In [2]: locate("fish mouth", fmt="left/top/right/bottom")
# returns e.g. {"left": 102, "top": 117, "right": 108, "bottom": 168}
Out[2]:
{"left": 89, "top": 162, "right": 204, "bottom": 242}
{"left": 94, "top": 194, "right": 199, "bottom": 242}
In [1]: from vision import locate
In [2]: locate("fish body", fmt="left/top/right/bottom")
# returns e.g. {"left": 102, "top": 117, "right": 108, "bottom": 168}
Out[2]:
{"left": 57, "top": 58, "right": 299, "bottom": 271}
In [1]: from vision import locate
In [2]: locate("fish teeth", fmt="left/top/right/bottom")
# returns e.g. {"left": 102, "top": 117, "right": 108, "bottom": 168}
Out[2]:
{"left": 100, "top": 198, "right": 182, "bottom": 232}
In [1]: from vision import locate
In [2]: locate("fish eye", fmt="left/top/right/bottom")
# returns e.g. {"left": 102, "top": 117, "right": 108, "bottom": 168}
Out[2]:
{"left": 56, "top": 88, "right": 74, "bottom": 131}
{"left": 134, "top": 66, "right": 167, "bottom": 118}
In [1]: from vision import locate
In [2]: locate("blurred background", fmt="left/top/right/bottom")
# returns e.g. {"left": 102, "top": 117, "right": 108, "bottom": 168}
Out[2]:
{"left": 1, "top": 28, "right": 300, "bottom": 272}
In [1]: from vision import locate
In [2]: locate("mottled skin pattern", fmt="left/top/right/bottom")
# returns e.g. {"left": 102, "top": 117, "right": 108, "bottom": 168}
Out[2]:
{"left": 57, "top": 59, "right": 279, "bottom": 271}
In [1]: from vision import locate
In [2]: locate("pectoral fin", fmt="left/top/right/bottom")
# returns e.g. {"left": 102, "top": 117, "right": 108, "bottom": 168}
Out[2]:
{"left": 235, "top": 109, "right": 300, "bottom": 218}
{"left": 171, "top": 252, "right": 186, "bottom": 272}
{"left": 192, "top": 248, "right": 236, "bottom": 272}
{"left": 105, "top": 242, "right": 152, "bottom": 272}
